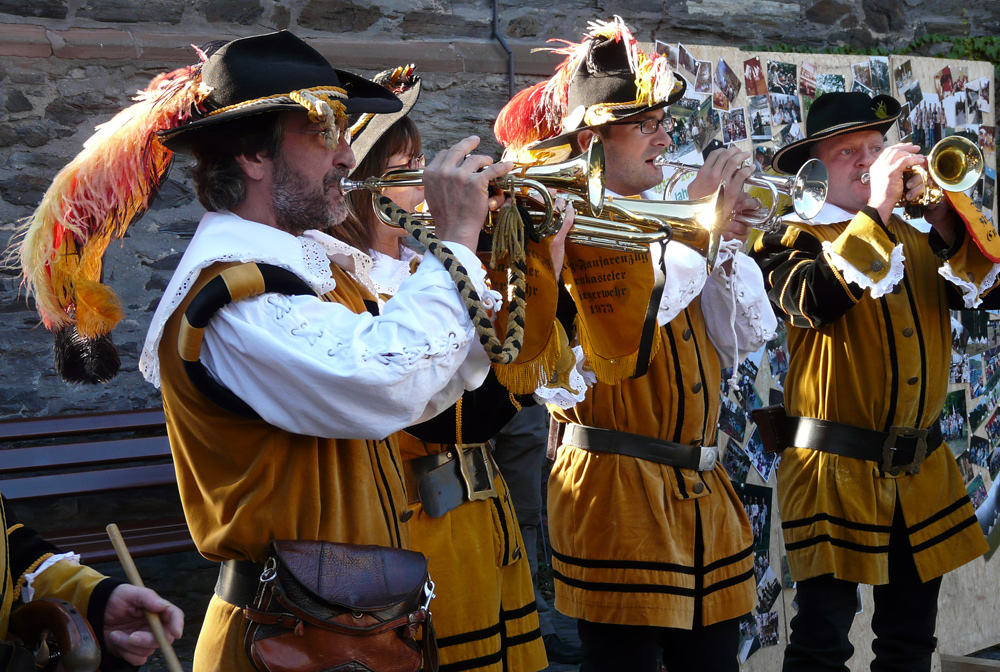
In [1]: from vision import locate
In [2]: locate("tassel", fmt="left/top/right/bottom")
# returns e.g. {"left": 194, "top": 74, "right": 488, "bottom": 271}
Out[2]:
{"left": 491, "top": 201, "right": 526, "bottom": 269}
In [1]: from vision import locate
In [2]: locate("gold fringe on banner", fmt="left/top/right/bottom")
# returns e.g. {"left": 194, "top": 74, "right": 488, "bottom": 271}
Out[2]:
{"left": 574, "top": 311, "right": 661, "bottom": 384}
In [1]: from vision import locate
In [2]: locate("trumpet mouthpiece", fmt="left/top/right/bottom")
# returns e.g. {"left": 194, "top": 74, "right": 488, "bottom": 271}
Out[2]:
{"left": 860, "top": 172, "right": 871, "bottom": 184}
{"left": 339, "top": 177, "right": 365, "bottom": 194}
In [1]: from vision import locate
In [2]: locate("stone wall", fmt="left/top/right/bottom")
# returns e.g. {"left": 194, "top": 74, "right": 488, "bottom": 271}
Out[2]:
{"left": 1, "top": 0, "right": 998, "bottom": 418}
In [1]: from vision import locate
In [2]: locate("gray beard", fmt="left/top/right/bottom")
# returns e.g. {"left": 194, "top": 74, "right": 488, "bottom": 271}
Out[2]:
{"left": 271, "top": 155, "right": 348, "bottom": 235}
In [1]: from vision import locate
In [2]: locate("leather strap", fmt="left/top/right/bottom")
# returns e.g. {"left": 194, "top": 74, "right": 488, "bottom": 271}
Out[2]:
{"left": 215, "top": 559, "right": 265, "bottom": 608}
{"left": 759, "top": 409, "right": 941, "bottom": 475}
{"left": 402, "top": 445, "right": 499, "bottom": 518}
{"left": 563, "top": 423, "right": 718, "bottom": 471}
{"left": 631, "top": 244, "right": 668, "bottom": 380}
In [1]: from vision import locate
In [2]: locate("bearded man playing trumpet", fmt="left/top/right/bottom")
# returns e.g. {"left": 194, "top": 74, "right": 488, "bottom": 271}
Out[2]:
{"left": 750, "top": 91, "right": 997, "bottom": 672}
{"left": 495, "top": 17, "right": 776, "bottom": 672}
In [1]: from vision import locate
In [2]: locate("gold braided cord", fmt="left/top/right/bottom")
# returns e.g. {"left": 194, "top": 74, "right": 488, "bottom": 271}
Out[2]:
{"left": 373, "top": 196, "right": 526, "bottom": 365}
{"left": 582, "top": 100, "right": 642, "bottom": 127}
{"left": 350, "top": 112, "right": 376, "bottom": 137}
{"left": 204, "top": 86, "right": 347, "bottom": 118}
{"left": 12, "top": 552, "right": 55, "bottom": 603}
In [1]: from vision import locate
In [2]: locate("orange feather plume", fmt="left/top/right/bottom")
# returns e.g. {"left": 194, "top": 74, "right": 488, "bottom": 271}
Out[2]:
{"left": 16, "top": 63, "right": 211, "bottom": 336}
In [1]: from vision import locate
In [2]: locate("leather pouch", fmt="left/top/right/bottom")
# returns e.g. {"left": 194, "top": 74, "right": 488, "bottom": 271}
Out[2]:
{"left": 751, "top": 404, "right": 789, "bottom": 454}
{"left": 243, "top": 540, "right": 438, "bottom": 672}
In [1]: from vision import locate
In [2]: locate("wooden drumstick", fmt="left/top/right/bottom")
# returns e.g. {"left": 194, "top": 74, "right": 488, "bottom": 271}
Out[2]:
{"left": 105, "top": 524, "right": 183, "bottom": 672}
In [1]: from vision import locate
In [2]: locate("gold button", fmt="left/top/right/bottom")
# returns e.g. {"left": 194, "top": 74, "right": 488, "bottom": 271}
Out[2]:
{"left": 870, "top": 261, "right": 884, "bottom": 272}
{"left": 692, "top": 482, "right": 705, "bottom": 494}
{"left": 692, "top": 381, "right": 703, "bottom": 393}
{"left": 907, "top": 376, "right": 919, "bottom": 385}
{"left": 902, "top": 327, "right": 914, "bottom": 337}
{"left": 683, "top": 329, "right": 693, "bottom": 341}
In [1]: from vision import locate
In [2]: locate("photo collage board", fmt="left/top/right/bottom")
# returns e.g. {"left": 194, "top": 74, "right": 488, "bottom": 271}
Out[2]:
{"left": 645, "top": 45, "right": 998, "bottom": 668}
{"left": 649, "top": 44, "right": 996, "bottom": 227}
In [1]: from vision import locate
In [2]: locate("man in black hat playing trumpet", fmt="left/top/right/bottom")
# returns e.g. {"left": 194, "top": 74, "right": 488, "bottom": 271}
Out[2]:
{"left": 495, "top": 17, "right": 776, "bottom": 672}
{"left": 751, "top": 91, "right": 998, "bottom": 671}
{"left": 18, "top": 30, "right": 517, "bottom": 672}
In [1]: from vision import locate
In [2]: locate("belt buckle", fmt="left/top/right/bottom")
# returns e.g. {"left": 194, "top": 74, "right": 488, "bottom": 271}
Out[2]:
{"left": 881, "top": 426, "right": 928, "bottom": 475}
{"left": 454, "top": 443, "right": 498, "bottom": 501}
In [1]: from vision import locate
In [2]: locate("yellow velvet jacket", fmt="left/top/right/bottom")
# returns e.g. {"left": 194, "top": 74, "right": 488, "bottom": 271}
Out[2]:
{"left": 751, "top": 205, "right": 994, "bottom": 584}
{"left": 548, "top": 296, "right": 757, "bottom": 629}
{"left": 158, "top": 262, "right": 410, "bottom": 672}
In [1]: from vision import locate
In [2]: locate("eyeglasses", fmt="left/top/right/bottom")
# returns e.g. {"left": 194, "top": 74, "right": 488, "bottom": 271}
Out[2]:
{"left": 609, "top": 116, "right": 676, "bottom": 135}
{"left": 285, "top": 126, "right": 352, "bottom": 145}
{"left": 386, "top": 154, "right": 425, "bottom": 171}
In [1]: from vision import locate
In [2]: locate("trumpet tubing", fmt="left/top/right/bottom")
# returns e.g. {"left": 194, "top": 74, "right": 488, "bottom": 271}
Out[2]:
{"left": 339, "top": 138, "right": 606, "bottom": 235}
{"left": 653, "top": 156, "right": 828, "bottom": 225}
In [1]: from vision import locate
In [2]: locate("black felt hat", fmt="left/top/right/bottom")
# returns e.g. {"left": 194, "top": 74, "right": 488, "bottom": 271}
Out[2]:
{"left": 771, "top": 92, "right": 901, "bottom": 175}
{"left": 495, "top": 17, "right": 686, "bottom": 152}
{"left": 348, "top": 64, "right": 421, "bottom": 173}
{"left": 158, "top": 31, "right": 402, "bottom": 152}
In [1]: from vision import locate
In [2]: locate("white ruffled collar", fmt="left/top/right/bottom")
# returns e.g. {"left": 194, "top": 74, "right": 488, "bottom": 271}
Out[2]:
{"left": 139, "top": 212, "right": 373, "bottom": 388}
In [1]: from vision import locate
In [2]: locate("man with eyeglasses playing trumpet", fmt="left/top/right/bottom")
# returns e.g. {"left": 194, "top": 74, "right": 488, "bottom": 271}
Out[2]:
{"left": 495, "top": 17, "right": 776, "bottom": 672}
{"left": 749, "top": 91, "right": 997, "bottom": 672}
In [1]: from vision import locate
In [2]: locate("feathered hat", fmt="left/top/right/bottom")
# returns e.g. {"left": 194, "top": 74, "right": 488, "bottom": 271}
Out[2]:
{"left": 494, "top": 16, "right": 686, "bottom": 157}
{"left": 348, "top": 64, "right": 422, "bottom": 172}
{"left": 15, "top": 30, "right": 401, "bottom": 383}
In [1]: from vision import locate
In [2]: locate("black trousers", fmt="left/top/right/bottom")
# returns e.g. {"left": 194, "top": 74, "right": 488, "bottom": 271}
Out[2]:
{"left": 576, "top": 506, "right": 742, "bottom": 672}
{"left": 578, "top": 617, "right": 741, "bottom": 672}
{"left": 782, "top": 498, "right": 943, "bottom": 672}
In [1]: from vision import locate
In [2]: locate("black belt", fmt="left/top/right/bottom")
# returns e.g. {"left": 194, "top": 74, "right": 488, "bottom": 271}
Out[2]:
{"left": 215, "top": 559, "right": 264, "bottom": 608}
{"left": 563, "top": 424, "right": 718, "bottom": 471}
{"left": 752, "top": 405, "right": 941, "bottom": 475}
{"left": 403, "top": 443, "right": 499, "bottom": 519}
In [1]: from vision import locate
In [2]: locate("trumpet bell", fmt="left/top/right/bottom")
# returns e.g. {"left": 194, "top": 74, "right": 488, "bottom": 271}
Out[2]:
{"left": 789, "top": 159, "right": 828, "bottom": 221}
{"left": 928, "top": 135, "right": 983, "bottom": 193}
{"left": 604, "top": 187, "right": 727, "bottom": 269}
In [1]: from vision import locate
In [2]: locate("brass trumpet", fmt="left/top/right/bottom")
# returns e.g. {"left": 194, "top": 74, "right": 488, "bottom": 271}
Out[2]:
{"left": 860, "top": 136, "right": 983, "bottom": 217}
{"left": 339, "top": 137, "right": 606, "bottom": 233}
{"left": 599, "top": 189, "right": 728, "bottom": 268}
{"left": 655, "top": 156, "right": 829, "bottom": 228}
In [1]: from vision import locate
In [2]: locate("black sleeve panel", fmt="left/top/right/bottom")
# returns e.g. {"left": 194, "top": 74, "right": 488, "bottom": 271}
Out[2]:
{"left": 405, "top": 368, "right": 535, "bottom": 444}
{"left": 750, "top": 224, "right": 865, "bottom": 330}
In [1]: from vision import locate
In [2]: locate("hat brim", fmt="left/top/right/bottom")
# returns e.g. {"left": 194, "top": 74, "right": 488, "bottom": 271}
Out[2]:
{"left": 348, "top": 78, "right": 421, "bottom": 174}
{"left": 533, "top": 75, "right": 687, "bottom": 151}
{"left": 772, "top": 112, "right": 901, "bottom": 175}
{"left": 158, "top": 69, "right": 402, "bottom": 153}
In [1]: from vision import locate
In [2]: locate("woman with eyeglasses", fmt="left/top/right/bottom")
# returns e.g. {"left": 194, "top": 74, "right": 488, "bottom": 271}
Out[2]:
{"left": 338, "top": 118, "right": 425, "bottom": 262}
{"left": 331, "top": 65, "right": 557, "bottom": 672}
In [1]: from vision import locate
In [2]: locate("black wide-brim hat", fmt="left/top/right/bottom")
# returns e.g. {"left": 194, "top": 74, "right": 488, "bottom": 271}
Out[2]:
{"left": 772, "top": 92, "right": 901, "bottom": 175}
{"left": 348, "top": 65, "right": 421, "bottom": 173}
{"left": 158, "top": 31, "right": 402, "bottom": 153}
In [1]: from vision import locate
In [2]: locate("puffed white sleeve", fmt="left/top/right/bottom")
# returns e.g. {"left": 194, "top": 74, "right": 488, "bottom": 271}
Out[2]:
{"left": 702, "top": 240, "right": 777, "bottom": 369}
{"left": 200, "top": 243, "right": 492, "bottom": 439}
{"left": 654, "top": 241, "right": 709, "bottom": 326}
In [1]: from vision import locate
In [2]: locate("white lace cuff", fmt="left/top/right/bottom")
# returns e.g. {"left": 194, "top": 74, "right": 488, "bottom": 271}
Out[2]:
{"left": 939, "top": 261, "right": 1000, "bottom": 308}
{"left": 534, "top": 345, "right": 594, "bottom": 409}
{"left": 22, "top": 553, "right": 80, "bottom": 603}
{"left": 821, "top": 240, "right": 905, "bottom": 299}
